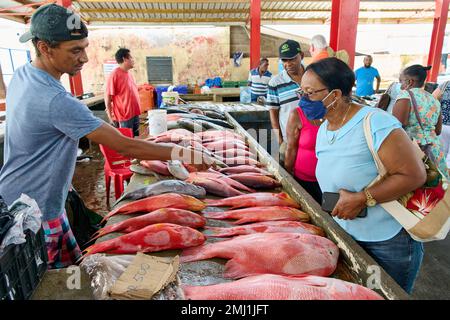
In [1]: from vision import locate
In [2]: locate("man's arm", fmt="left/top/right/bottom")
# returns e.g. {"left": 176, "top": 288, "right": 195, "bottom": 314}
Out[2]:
{"left": 266, "top": 84, "right": 283, "bottom": 145}
{"left": 104, "top": 94, "right": 115, "bottom": 123}
{"left": 375, "top": 75, "right": 381, "bottom": 93}
{"left": 86, "top": 123, "right": 212, "bottom": 170}
{"left": 269, "top": 109, "right": 283, "bottom": 145}
{"left": 284, "top": 108, "right": 302, "bottom": 174}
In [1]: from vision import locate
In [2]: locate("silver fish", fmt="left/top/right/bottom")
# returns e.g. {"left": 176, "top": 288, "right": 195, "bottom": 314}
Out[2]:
{"left": 114, "top": 179, "right": 207, "bottom": 205}
{"left": 167, "top": 160, "right": 190, "bottom": 180}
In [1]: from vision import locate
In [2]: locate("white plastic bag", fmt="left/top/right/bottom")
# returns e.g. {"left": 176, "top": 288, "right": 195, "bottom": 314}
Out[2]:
{"left": 80, "top": 253, "right": 135, "bottom": 300}
{"left": 0, "top": 194, "right": 42, "bottom": 254}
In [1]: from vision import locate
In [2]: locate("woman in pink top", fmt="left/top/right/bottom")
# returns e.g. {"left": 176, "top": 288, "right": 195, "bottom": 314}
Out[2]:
{"left": 285, "top": 106, "right": 322, "bottom": 203}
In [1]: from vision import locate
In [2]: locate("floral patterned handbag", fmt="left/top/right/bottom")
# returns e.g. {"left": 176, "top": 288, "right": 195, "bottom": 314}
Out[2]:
{"left": 364, "top": 112, "right": 450, "bottom": 242}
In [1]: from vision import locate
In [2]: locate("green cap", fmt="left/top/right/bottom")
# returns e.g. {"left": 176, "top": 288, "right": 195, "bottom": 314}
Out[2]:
{"left": 19, "top": 4, "right": 88, "bottom": 43}
{"left": 279, "top": 39, "right": 302, "bottom": 59}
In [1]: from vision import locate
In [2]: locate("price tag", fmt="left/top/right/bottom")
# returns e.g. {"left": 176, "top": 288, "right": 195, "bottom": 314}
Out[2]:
{"left": 109, "top": 253, "right": 179, "bottom": 300}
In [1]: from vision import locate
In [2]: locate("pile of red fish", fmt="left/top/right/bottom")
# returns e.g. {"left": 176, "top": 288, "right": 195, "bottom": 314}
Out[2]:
{"left": 81, "top": 129, "right": 383, "bottom": 300}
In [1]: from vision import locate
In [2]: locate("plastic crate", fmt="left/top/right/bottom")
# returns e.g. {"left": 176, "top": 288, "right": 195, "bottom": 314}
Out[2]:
{"left": 0, "top": 227, "right": 48, "bottom": 300}
{"left": 223, "top": 81, "right": 238, "bottom": 88}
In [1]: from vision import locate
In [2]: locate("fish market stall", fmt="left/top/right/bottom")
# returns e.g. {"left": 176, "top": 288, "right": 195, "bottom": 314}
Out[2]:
{"left": 83, "top": 103, "right": 409, "bottom": 300}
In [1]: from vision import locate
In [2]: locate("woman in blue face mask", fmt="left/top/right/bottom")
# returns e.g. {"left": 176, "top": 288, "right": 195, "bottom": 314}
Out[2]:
{"left": 291, "top": 58, "right": 427, "bottom": 294}
{"left": 284, "top": 85, "right": 326, "bottom": 204}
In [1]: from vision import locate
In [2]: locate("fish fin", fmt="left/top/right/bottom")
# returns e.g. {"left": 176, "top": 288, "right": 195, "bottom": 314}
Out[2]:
{"left": 223, "top": 259, "right": 247, "bottom": 279}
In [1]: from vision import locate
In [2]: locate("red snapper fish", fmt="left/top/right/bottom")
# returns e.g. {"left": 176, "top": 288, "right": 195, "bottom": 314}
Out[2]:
{"left": 81, "top": 223, "right": 206, "bottom": 258}
{"left": 219, "top": 165, "right": 273, "bottom": 176}
{"left": 91, "top": 208, "right": 206, "bottom": 241}
{"left": 181, "top": 233, "right": 339, "bottom": 278}
{"left": 205, "top": 192, "right": 300, "bottom": 209}
{"left": 202, "top": 206, "right": 309, "bottom": 224}
{"left": 203, "top": 220, "right": 324, "bottom": 237}
{"left": 102, "top": 193, "right": 206, "bottom": 222}
{"left": 186, "top": 176, "right": 244, "bottom": 198}
{"left": 140, "top": 160, "right": 171, "bottom": 176}
{"left": 183, "top": 274, "right": 384, "bottom": 300}
{"left": 227, "top": 173, "right": 281, "bottom": 189}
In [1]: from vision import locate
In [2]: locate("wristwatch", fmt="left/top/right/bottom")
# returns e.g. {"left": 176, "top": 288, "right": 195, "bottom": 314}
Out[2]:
{"left": 363, "top": 188, "right": 377, "bottom": 207}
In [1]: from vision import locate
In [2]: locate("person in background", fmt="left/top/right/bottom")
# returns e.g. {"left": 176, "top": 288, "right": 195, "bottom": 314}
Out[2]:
{"left": 284, "top": 95, "right": 322, "bottom": 203}
{"left": 306, "top": 57, "right": 426, "bottom": 293}
{"left": 0, "top": 4, "right": 214, "bottom": 269}
{"left": 248, "top": 58, "right": 272, "bottom": 103}
{"left": 266, "top": 40, "right": 305, "bottom": 167}
{"left": 309, "top": 35, "right": 330, "bottom": 63}
{"left": 432, "top": 81, "right": 450, "bottom": 171}
{"left": 385, "top": 82, "right": 402, "bottom": 114}
{"left": 393, "top": 65, "right": 448, "bottom": 178}
{"left": 105, "top": 48, "right": 141, "bottom": 137}
{"left": 355, "top": 55, "right": 381, "bottom": 97}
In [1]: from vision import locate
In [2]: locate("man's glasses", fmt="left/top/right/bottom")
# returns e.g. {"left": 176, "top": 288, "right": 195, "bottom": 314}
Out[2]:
{"left": 296, "top": 88, "right": 328, "bottom": 98}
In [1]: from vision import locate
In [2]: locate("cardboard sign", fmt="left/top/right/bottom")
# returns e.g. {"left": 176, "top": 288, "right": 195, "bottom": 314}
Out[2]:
{"left": 109, "top": 253, "right": 179, "bottom": 300}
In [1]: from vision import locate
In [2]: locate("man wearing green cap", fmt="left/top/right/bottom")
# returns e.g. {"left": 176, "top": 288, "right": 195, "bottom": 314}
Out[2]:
{"left": 266, "top": 40, "right": 305, "bottom": 167}
{"left": 0, "top": 4, "right": 213, "bottom": 268}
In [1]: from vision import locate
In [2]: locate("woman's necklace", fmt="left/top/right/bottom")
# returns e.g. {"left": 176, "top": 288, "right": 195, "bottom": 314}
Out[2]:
{"left": 326, "top": 103, "right": 352, "bottom": 145}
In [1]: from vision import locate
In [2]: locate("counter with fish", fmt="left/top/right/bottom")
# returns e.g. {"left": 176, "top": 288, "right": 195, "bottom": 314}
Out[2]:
{"left": 81, "top": 104, "right": 408, "bottom": 300}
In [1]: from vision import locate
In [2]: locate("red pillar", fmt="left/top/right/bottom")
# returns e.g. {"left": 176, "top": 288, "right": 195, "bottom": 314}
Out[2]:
{"left": 56, "top": 0, "right": 84, "bottom": 96}
{"left": 250, "top": 0, "right": 261, "bottom": 70}
{"left": 427, "top": 0, "right": 450, "bottom": 82}
{"left": 329, "top": 0, "right": 360, "bottom": 69}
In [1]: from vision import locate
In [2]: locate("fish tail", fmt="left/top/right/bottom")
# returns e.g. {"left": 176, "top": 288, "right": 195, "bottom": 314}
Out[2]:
{"left": 202, "top": 211, "right": 229, "bottom": 219}
{"left": 180, "top": 244, "right": 212, "bottom": 263}
{"left": 233, "top": 218, "right": 250, "bottom": 225}
{"left": 202, "top": 226, "right": 231, "bottom": 237}
{"left": 100, "top": 210, "right": 117, "bottom": 223}
{"left": 204, "top": 199, "right": 223, "bottom": 206}
{"left": 89, "top": 223, "right": 118, "bottom": 242}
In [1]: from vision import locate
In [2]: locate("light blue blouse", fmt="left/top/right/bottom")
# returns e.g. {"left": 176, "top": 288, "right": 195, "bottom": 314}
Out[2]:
{"left": 315, "top": 106, "right": 403, "bottom": 242}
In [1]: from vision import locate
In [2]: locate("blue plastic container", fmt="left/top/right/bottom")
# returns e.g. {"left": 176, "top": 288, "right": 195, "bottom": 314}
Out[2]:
{"left": 156, "top": 85, "right": 188, "bottom": 108}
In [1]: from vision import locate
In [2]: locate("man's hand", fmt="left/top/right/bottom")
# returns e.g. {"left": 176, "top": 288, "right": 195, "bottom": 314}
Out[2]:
{"left": 331, "top": 190, "right": 367, "bottom": 220}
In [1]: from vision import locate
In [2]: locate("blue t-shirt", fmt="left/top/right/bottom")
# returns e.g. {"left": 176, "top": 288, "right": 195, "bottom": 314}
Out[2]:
{"left": 316, "top": 106, "right": 403, "bottom": 242}
{"left": 355, "top": 67, "right": 380, "bottom": 96}
{"left": 0, "top": 63, "right": 103, "bottom": 221}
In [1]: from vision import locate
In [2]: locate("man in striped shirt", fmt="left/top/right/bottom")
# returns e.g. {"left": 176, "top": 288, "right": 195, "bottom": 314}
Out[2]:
{"left": 266, "top": 40, "right": 305, "bottom": 166}
{"left": 248, "top": 58, "right": 272, "bottom": 102}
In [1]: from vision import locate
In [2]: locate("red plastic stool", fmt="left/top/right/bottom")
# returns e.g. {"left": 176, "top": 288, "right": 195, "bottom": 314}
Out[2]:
{"left": 99, "top": 128, "right": 133, "bottom": 203}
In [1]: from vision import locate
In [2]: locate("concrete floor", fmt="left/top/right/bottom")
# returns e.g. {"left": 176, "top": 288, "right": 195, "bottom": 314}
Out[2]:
{"left": 70, "top": 142, "right": 450, "bottom": 300}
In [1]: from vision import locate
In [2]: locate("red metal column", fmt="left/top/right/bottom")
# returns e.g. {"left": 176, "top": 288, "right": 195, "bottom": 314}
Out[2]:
{"left": 250, "top": 0, "right": 261, "bottom": 69}
{"left": 57, "top": 0, "right": 84, "bottom": 96}
{"left": 427, "top": 0, "right": 450, "bottom": 82}
{"left": 329, "top": 0, "right": 360, "bottom": 68}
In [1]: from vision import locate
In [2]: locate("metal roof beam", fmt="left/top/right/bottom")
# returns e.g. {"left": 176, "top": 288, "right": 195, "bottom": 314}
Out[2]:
{"left": 79, "top": 8, "right": 436, "bottom": 14}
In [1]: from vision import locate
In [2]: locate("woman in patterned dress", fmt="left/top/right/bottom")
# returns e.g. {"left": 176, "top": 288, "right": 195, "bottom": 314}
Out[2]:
{"left": 393, "top": 65, "right": 448, "bottom": 178}
{"left": 432, "top": 81, "right": 450, "bottom": 171}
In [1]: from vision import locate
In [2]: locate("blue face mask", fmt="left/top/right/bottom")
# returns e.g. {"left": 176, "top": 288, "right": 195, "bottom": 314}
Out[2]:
{"left": 299, "top": 91, "right": 336, "bottom": 120}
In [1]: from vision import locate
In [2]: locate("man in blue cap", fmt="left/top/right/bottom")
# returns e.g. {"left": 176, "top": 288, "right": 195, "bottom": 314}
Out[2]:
{"left": 0, "top": 4, "right": 213, "bottom": 268}
{"left": 266, "top": 40, "right": 305, "bottom": 167}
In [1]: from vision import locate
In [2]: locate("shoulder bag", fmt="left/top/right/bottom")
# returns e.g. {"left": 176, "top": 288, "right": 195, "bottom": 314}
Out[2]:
{"left": 363, "top": 112, "right": 450, "bottom": 242}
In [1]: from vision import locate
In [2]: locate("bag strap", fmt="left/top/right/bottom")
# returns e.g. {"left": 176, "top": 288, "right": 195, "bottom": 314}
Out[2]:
{"left": 363, "top": 112, "right": 388, "bottom": 179}
{"left": 363, "top": 112, "right": 422, "bottom": 231}
{"left": 407, "top": 89, "right": 425, "bottom": 131}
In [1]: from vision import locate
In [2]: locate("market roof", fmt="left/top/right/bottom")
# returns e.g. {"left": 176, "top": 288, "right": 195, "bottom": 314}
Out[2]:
{"left": 0, "top": 0, "right": 448, "bottom": 25}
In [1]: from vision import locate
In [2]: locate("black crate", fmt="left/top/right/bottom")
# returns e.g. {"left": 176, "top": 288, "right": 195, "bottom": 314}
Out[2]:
{"left": 0, "top": 227, "right": 48, "bottom": 300}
